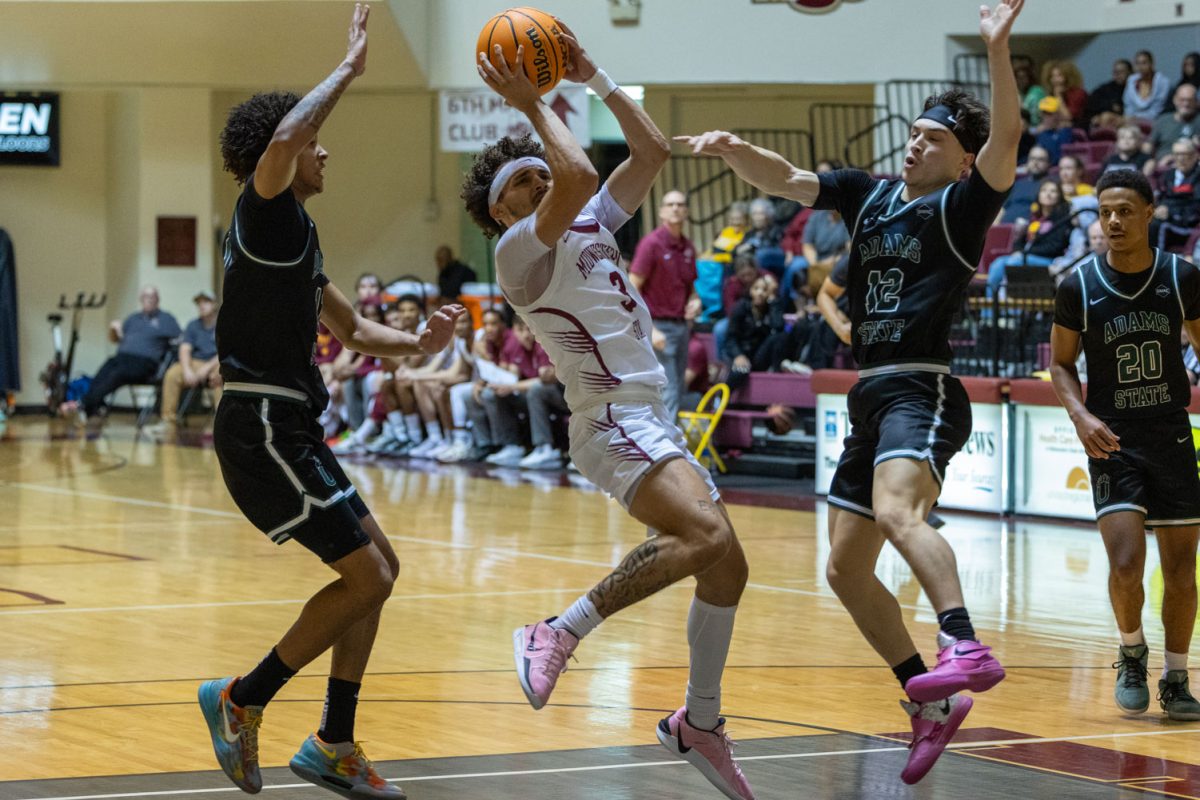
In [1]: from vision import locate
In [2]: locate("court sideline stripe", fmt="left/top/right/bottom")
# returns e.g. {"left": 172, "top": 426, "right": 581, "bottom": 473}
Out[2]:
{"left": 10, "top": 727, "right": 1200, "bottom": 800}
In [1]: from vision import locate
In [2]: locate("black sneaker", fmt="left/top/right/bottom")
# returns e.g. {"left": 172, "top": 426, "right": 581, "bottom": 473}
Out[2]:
{"left": 1158, "top": 670, "right": 1200, "bottom": 721}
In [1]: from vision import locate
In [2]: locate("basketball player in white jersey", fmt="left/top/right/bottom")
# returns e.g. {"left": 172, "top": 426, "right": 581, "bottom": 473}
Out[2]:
{"left": 464, "top": 26, "right": 754, "bottom": 800}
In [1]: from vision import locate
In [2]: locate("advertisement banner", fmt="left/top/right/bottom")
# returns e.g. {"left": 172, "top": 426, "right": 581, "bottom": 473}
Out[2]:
{"left": 439, "top": 86, "right": 590, "bottom": 153}
{"left": 1014, "top": 405, "right": 1094, "bottom": 520}
{"left": 0, "top": 92, "right": 60, "bottom": 166}
{"left": 815, "top": 393, "right": 1007, "bottom": 514}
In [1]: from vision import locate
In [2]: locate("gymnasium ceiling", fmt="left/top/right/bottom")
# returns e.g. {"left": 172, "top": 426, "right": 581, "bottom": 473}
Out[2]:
{"left": 0, "top": 1, "right": 431, "bottom": 91}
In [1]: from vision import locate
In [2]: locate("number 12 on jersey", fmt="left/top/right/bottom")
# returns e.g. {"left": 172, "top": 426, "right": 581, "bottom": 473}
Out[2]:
{"left": 866, "top": 268, "right": 904, "bottom": 314}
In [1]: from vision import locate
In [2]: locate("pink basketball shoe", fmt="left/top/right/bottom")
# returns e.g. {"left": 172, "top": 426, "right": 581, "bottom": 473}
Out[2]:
{"left": 899, "top": 693, "right": 972, "bottom": 784}
{"left": 656, "top": 707, "right": 755, "bottom": 800}
{"left": 904, "top": 633, "right": 1005, "bottom": 703}
{"left": 512, "top": 619, "right": 579, "bottom": 710}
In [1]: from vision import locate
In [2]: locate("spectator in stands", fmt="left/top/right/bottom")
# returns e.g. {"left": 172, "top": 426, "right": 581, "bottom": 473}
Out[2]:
{"left": 780, "top": 159, "right": 840, "bottom": 304}
{"left": 797, "top": 206, "right": 850, "bottom": 303}
{"left": 1124, "top": 49, "right": 1172, "bottom": 122}
{"left": 1002, "top": 145, "right": 1051, "bottom": 222}
{"left": 64, "top": 285, "right": 181, "bottom": 423}
{"left": 706, "top": 202, "right": 749, "bottom": 265}
{"left": 517, "top": 359, "right": 569, "bottom": 471}
{"left": 329, "top": 298, "right": 388, "bottom": 452}
{"left": 1146, "top": 84, "right": 1198, "bottom": 166}
{"left": 406, "top": 311, "right": 476, "bottom": 462}
{"left": 1086, "top": 58, "right": 1132, "bottom": 131}
{"left": 723, "top": 274, "right": 813, "bottom": 387}
{"left": 712, "top": 254, "right": 767, "bottom": 367}
{"left": 1051, "top": 219, "right": 1107, "bottom": 285}
{"left": 465, "top": 307, "right": 513, "bottom": 457}
{"left": 735, "top": 197, "right": 786, "bottom": 275}
{"left": 434, "top": 245, "right": 477, "bottom": 305}
{"left": 1042, "top": 60, "right": 1088, "bottom": 127}
{"left": 629, "top": 189, "right": 699, "bottom": 421}
{"left": 1058, "top": 154, "right": 1094, "bottom": 200}
{"left": 1152, "top": 138, "right": 1200, "bottom": 251}
{"left": 1033, "top": 96, "right": 1076, "bottom": 163}
{"left": 1166, "top": 52, "right": 1200, "bottom": 113}
{"left": 680, "top": 331, "right": 713, "bottom": 413}
{"left": 1015, "top": 62, "right": 1046, "bottom": 126}
{"left": 478, "top": 317, "right": 552, "bottom": 467}
{"left": 987, "top": 178, "right": 1073, "bottom": 295}
{"left": 158, "top": 290, "right": 222, "bottom": 436}
{"left": 355, "top": 272, "right": 382, "bottom": 302}
{"left": 1102, "top": 124, "right": 1154, "bottom": 176}
{"left": 812, "top": 253, "right": 852, "bottom": 369}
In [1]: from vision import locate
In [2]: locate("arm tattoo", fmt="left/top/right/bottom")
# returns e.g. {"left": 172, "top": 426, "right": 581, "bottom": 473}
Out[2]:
{"left": 282, "top": 67, "right": 351, "bottom": 139}
{"left": 588, "top": 540, "right": 674, "bottom": 617}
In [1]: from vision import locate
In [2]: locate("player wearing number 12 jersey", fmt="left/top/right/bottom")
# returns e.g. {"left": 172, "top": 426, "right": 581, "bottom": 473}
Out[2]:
{"left": 1050, "top": 167, "right": 1200, "bottom": 722}
{"left": 679, "top": 0, "right": 1028, "bottom": 785}
{"left": 464, "top": 22, "right": 756, "bottom": 800}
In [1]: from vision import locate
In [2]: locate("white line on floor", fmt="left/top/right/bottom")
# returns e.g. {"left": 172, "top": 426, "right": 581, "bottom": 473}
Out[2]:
{"left": 12, "top": 726, "right": 1200, "bottom": 800}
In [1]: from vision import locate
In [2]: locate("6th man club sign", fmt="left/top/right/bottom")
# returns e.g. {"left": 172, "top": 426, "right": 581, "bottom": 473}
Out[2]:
{"left": 0, "top": 93, "right": 60, "bottom": 166}
{"left": 752, "top": 0, "right": 865, "bottom": 12}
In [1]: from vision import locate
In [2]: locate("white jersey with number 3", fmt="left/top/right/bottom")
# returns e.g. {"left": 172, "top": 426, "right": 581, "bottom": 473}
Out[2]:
{"left": 496, "top": 185, "right": 667, "bottom": 410}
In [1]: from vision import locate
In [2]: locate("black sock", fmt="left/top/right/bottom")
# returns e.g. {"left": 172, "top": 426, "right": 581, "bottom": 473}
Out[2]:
{"left": 230, "top": 648, "right": 298, "bottom": 708}
{"left": 892, "top": 653, "right": 928, "bottom": 692}
{"left": 937, "top": 607, "right": 977, "bottom": 643}
{"left": 318, "top": 678, "right": 362, "bottom": 744}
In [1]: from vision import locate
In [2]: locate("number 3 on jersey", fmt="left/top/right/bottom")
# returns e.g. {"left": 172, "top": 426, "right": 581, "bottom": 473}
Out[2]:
{"left": 866, "top": 268, "right": 903, "bottom": 314}
{"left": 610, "top": 270, "right": 637, "bottom": 312}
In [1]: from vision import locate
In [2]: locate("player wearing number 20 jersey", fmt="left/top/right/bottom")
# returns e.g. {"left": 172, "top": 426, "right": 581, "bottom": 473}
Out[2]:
{"left": 1054, "top": 249, "right": 1200, "bottom": 524}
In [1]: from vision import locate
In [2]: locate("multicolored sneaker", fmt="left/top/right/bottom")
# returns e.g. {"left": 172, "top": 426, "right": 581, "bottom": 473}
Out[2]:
{"left": 904, "top": 633, "right": 1006, "bottom": 702}
{"left": 1113, "top": 644, "right": 1150, "bottom": 714}
{"left": 1158, "top": 670, "right": 1200, "bottom": 721}
{"left": 289, "top": 734, "right": 405, "bottom": 799}
{"left": 198, "top": 677, "right": 263, "bottom": 794}
{"left": 899, "top": 693, "right": 972, "bottom": 785}
{"left": 656, "top": 708, "right": 755, "bottom": 800}
{"left": 512, "top": 619, "right": 579, "bottom": 710}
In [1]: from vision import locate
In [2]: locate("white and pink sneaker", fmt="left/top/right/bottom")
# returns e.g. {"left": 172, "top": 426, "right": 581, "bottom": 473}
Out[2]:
{"left": 512, "top": 619, "right": 579, "bottom": 710}
{"left": 656, "top": 707, "right": 756, "bottom": 800}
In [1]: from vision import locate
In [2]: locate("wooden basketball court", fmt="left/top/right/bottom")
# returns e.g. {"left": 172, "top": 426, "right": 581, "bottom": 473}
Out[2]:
{"left": 2, "top": 415, "right": 1199, "bottom": 799}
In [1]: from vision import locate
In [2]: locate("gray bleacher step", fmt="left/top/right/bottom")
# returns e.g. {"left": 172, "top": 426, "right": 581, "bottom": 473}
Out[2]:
{"left": 726, "top": 452, "right": 813, "bottom": 479}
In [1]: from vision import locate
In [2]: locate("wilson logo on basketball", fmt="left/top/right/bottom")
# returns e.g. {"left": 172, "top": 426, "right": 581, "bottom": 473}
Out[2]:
{"left": 525, "top": 26, "right": 553, "bottom": 88}
{"left": 752, "top": 0, "right": 865, "bottom": 13}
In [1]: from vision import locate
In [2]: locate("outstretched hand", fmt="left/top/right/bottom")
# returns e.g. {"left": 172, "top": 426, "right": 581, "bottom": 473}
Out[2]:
{"left": 979, "top": 0, "right": 1024, "bottom": 47}
{"left": 344, "top": 3, "right": 370, "bottom": 76}
{"left": 478, "top": 44, "right": 540, "bottom": 113}
{"left": 419, "top": 304, "right": 467, "bottom": 355}
{"left": 673, "top": 130, "right": 747, "bottom": 158}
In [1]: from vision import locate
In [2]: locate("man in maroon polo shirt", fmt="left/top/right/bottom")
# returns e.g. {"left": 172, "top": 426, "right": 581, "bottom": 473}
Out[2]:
{"left": 630, "top": 189, "right": 699, "bottom": 420}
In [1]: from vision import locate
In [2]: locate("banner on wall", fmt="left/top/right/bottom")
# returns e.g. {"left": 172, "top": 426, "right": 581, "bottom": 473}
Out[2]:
{"left": 815, "top": 393, "right": 1007, "bottom": 514}
{"left": 439, "top": 87, "right": 590, "bottom": 153}
{"left": 1014, "top": 405, "right": 1094, "bottom": 520}
{"left": 0, "top": 92, "right": 59, "bottom": 166}
{"left": 752, "top": 0, "right": 865, "bottom": 14}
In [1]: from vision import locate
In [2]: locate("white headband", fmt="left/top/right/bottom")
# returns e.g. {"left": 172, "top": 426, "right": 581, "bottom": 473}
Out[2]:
{"left": 488, "top": 157, "right": 550, "bottom": 207}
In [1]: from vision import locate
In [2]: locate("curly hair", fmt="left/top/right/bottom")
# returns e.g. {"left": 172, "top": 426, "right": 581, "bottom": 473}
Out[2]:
{"left": 220, "top": 92, "right": 301, "bottom": 185}
{"left": 922, "top": 88, "right": 990, "bottom": 156}
{"left": 460, "top": 134, "right": 546, "bottom": 239}
{"left": 1096, "top": 168, "right": 1154, "bottom": 206}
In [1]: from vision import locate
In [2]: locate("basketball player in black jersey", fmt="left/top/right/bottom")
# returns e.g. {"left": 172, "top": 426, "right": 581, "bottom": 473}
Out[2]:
{"left": 196, "top": 7, "right": 464, "bottom": 798}
{"left": 1050, "top": 168, "right": 1200, "bottom": 722}
{"left": 678, "top": 0, "right": 1026, "bottom": 783}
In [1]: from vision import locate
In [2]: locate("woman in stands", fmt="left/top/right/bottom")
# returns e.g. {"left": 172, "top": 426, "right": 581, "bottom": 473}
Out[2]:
{"left": 1016, "top": 62, "right": 1046, "bottom": 126}
{"left": 1042, "top": 60, "right": 1088, "bottom": 128}
{"left": 1058, "top": 154, "right": 1094, "bottom": 200}
{"left": 986, "top": 178, "right": 1073, "bottom": 295}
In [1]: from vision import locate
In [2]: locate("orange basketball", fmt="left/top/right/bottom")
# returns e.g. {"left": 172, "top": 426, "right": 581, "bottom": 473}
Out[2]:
{"left": 476, "top": 7, "right": 570, "bottom": 96}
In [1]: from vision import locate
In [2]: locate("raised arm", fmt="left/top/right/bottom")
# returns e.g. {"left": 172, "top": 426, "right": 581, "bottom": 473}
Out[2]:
{"left": 973, "top": 0, "right": 1025, "bottom": 192}
{"left": 553, "top": 22, "right": 670, "bottom": 214}
{"left": 674, "top": 131, "right": 820, "bottom": 206}
{"left": 320, "top": 282, "right": 464, "bottom": 360}
{"left": 478, "top": 45, "right": 598, "bottom": 247}
{"left": 253, "top": 4, "right": 369, "bottom": 200}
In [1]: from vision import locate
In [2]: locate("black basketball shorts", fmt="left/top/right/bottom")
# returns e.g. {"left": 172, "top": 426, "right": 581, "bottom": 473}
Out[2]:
{"left": 214, "top": 387, "right": 371, "bottom": 563}
{"left": 828, "top": 371, "right": 972, "bottom": 519}
{"left": 1089, "top": 409, "right": 1200, "bottom": 528}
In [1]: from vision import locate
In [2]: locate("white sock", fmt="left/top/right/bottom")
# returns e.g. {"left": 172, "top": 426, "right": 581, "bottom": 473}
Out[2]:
{"left": 1119, "top": 627, "right": 1146, "bottom": 647}
{"left": 685, "top": 597, "right": 738, "bottom": 731}
{"left": 404, "top": 413, "right": 423, "bottom": 443}
{"left": 453, "top": 428, "right": 471, "bottom": 445}
{"left": 353, "top": 418, "right": 378, "bottom": 442}
{"left": 551, "top": 595, "right": 603, "bottom": 640}
{"left": 1164, "top": 650, "right": 1189, "bottom": 678}
{"left": 387, "top": 410, "right": 405, "bottom": 433}
{"left": 426, "top": 419, "right": 443, "bottom": 441}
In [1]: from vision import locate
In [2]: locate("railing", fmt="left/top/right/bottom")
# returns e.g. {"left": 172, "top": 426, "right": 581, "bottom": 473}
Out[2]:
{"left": 951, "top": 285, "right": 1056, "bottom": 377}
{"left": 953, "top": 53, "right": 991, "bottom": 87}
{"left": 809, "top": 103, "right": 883, "bottom": 168}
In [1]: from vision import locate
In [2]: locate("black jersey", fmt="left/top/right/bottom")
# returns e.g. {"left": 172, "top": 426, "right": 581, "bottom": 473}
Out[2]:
{"left": 217, "top": 176, "right": 330, "bottom": 410}
{"left": 1055, "top": 250, "right": 1200, "bottom": 419}
{"left": 815, "top": 168, "right": 1009, "bottom": 373}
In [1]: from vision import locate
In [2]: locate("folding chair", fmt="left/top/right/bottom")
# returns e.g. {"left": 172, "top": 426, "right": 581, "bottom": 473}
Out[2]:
{"left": 677, "top": 383, "right": 731, "bottom": 473}
{"left": 125, "top": 347, "right": 177, "bottom": 432}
